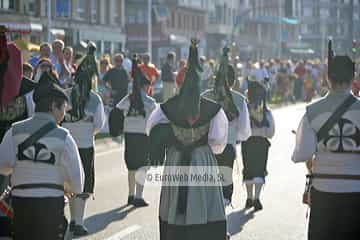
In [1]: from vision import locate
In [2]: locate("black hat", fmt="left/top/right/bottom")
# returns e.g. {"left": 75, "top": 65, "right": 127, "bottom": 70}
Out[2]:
{"left": 132, "top": 55, "right": 151, "bottom": 87}
{"left": 33, "top": 72, "right": 68, "bottom": 104}
{"left": 328, "top": 39, "right": 355, "bottom": 81}
{"left": 214, "top": 46, "right": 239, "bottom": 121}
{"left": 177, "top": 38, "right": 202, "bottom": 120}
{"left": 127, "top": 55, "right": 151, "bottom": 118}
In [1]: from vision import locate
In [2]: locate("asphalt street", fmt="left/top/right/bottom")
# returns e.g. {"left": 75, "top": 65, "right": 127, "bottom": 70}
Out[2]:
{"left": 73, "top": 102, "right": 310, "bottom": 240}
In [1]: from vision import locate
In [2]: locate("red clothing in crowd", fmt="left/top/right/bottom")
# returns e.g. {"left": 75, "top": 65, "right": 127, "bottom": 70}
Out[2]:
{"left": 176, "top": 66, "right": 187, "bottom": 89}
{"left": 352, "top": 80, "right": 360, "bottom": 97}
{"left": 138, "top": 63, "right": 160, "bottom": 96}
{"left": 138, "top": 63, "right": 160, "bottom": 83}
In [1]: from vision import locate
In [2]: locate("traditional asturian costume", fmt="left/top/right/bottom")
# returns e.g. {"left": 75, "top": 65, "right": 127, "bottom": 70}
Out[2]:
{"left": 292, "top": 41, "right": 360, "bottom": 240}
{"left": 62, "top": 43, "right": 105, "bottom": 236}
{"left": 146, "top": 40, "right": 229, "bottom": 240}
{"left": 201, "top": 47, "right": 251, "bottom": 238}
{"left": 0, "top": 72, "right": 84, "bottom": 240}
{"left": 241, "top": 79, "right": 275, "bottom": 211}
{"left": 0, "top": 30, "right": 34, "bottom": 237}
{"left": 111, "top": 56, "right": 157, "bottom": 207}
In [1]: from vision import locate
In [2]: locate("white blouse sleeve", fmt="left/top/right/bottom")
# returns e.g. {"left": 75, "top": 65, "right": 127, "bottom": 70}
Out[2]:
{"left": 61, "top": 134, "right": 85, "bottom": 194}
{"left": 25, "top": 91, "right": 35, "bottom": 117}
{"left": 237, "top": 101, "right": 252, "bottom": 142}
{"left": 145, "top": 106, "right": 170, "bottom": 136}
{"left": 93, "top": 100, "right": 106, "bottom": 134}
{"left": 116, "top": 95, "right": 130, "bottom": 111}
{"left": 0, "top": 129, "right": 16, "bottom": 175}
{"left": 265, "top": 111, "right": 275, "bottom": 138}
{"left": 292, "top": 114, "right": 317, "bottom": 163}
{"left": 208, "top": 108, "right": 229, "bottom": 154}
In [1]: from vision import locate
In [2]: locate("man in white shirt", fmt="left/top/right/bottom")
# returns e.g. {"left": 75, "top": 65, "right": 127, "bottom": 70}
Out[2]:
{"left": 292, "top": 50, "right": 360, "bottom": 240}
{"left": 0, "top": 72, "right": 84, "bottom": 240}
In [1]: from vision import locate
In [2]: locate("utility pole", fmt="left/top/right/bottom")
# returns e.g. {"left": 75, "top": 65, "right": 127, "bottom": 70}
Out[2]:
{"left": 278, "top": 0, "right": 282, "bottom": 59}
{"left": 47, "top": 0, "right": 52, "bottom": 42}
{"left": 147, "top": 0, "right": 152, "bottom": 58}
{"left": 349, "top": 0, "right": 354, "bottom": 54}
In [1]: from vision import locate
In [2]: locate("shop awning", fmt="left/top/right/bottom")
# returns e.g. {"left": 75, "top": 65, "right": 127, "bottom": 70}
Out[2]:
{"left": 251, "top": 16, "right": 299, "bottom": 25}
{"left": 14, "top": 39, "right": 40, "bottom": 52}
{"left": 289, "top": 48, "right": 315, "bottom": 54}
{"left": 0, "top": 22, "right": 42, "bottom": 34}
{"left": 50, "top": 28, "right": 65, "bottom": 36}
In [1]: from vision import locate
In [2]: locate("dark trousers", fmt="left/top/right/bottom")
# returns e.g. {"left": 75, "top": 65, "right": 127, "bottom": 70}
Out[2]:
{"left": 215, "top": 144, "right": 236, "bottom": 201}
{"left": 12, "top": 196, "right": 67, "bottom": 240}
{"left": 79, "top": 147, "right": 95, "bottom": 193}
{"left": 309, "top": 188, "right": 360, "bottom": 240}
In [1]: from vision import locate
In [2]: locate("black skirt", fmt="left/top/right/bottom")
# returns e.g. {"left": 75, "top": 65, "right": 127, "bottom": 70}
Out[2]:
{"left": 215, "top": 144, "right": 236, "bottom": 201}
{"left": 124, "top": 133, "right": 149, "bottom": 170}
{"left": 12, "top": 196, "right": 67, "bottom": 240}
{"left": 308, "top": 188, "right": 360, "bottom": 240}
{"left": 159, "top": 218, "right": 226, "bottom": 240}
{"left": 79, "top": 147, "right": 95, "bottom": 193}
{"left": 241, "top": 136, "right": 270, "bottom": 180}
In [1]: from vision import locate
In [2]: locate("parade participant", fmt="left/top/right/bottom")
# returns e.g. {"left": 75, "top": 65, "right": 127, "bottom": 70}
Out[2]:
{"left": 292, "top": 40, "right": 360, "bottom": 240}
{"left": 146, "top": 39, "right": 228, "bottom": 240}
{"left": 202, "top": 47, "right": 251, "bottom": 205}
{"left": 110, "top": 55, "right": 156, "bottom": 207}
{"left": 62, "top": 42, "right": 105, "bottom": 236}
{"left": 242, "top": 78, "right": 275, "bottom": 211}
{"left": 202, "top": 47, "right": 251, "bottom": 238}
{"left": 0, "top": 71, "right": 84, "bottom": 240}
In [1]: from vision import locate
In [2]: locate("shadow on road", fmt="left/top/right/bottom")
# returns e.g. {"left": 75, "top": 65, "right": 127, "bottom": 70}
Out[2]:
{"left": 83, "top": 204, "right": 137, "bottom": 236}
{"left": 228, "top": 208, "right": 255, "bottom": 236}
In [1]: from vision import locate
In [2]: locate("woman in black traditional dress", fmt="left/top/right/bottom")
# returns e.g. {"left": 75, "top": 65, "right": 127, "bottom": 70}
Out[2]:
{"left": 114, "top": 56, "right": 156, "bottom": 207}
{"left": 146, "top": 40, "right": 229, "bottom": 240}
{"left": 241, "top": 79, "right": 275, "bottom": 211}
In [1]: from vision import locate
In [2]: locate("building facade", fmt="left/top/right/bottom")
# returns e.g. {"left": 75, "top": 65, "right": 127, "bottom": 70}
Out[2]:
{"left": 298, "top": 0, "right": 360, "bottom": 58}
{"left": 0, "top": 0, "right": 126, "bottom": 55}
{"left": 234, "top": 0, "right": 300, "bottom": 60}
{"left": 125, "top": 0, "right": 207, "bottom": 65}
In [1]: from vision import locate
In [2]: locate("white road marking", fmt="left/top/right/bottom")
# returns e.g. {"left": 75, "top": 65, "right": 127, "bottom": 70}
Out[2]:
{"left": 96, "top": 148, "right": 122, "bottom": 157}
{"left": 103, "top": 225, "right": 142, "bottom": 240}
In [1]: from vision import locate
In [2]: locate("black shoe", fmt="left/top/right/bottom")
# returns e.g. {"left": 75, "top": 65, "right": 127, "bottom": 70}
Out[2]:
{"left": 245, "top": 199, "right": 253, "bottom": 209}
{"left": 69, "top": 221, "right": 89, "bottom": 236}
{"left": 133, "top": 198, "right": 149, "bottom": 207}
{"left": 127, "top": 195, "right": 134, "bottom": 205}
{"left": 253, "top": 199, "right": 263, "bottom": 211}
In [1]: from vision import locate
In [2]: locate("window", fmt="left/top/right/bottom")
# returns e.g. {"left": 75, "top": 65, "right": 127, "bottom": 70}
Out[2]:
{"left": 76, "top": 0, "right": 87, "bottom": 20}
{"left": 90, "top": 0, "right": 98, "bottom": 23}
{"left": 104, "top": 41, "right": 111, "bottom": 54}
{"left": 171, "top": 11, "right": 175, "bottom": 28}
{"left": 137, "top": 9, "right": 145, "bottom": 24}
{"left": 127, "top": 8, "right": 136, "bottom": 24}
{"left": 56, "top": 0, "right": 70, "bottom": 18}
{"left": 303, "top": 7, "right": 313, "bottom": 17}
{"left": 0, "top": 0, "right": 15, "bottom": 10}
